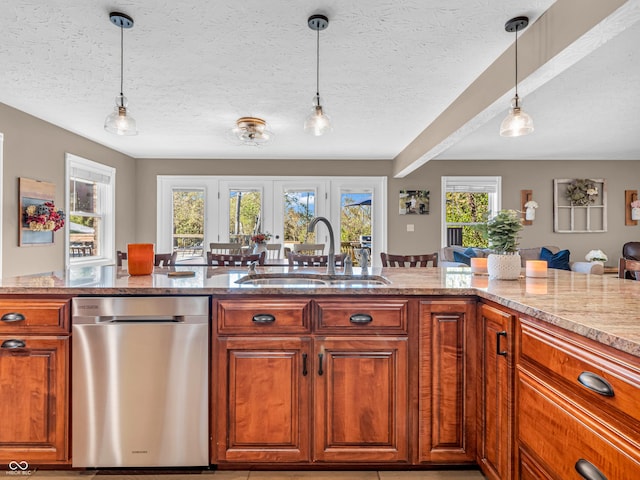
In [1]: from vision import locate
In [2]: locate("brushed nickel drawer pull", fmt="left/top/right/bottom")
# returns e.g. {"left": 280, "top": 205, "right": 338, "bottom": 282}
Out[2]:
{"left": 1, "top": 312, "right": 26, "bottom": 322}
{"left": 1, "top": 339, "right": 26, "bottom": 349}
{"left": 577, "top": 371, "right": 614, "bottom": 397}
{"left": 349, "top": 313, "right": 373, "bottom": 324}
{"left": 575, "top": 458, "right": 607, "bottom": 480}
{"left": 252, "top": 313, "right": 276, "bottom": 323}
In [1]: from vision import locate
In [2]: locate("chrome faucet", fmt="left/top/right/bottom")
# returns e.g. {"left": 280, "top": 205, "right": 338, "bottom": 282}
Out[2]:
{"left": 307, "top": 216, "right": 336, "bottom": 276}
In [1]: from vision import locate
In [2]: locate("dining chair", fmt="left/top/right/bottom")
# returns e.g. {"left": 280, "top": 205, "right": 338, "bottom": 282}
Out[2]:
{"left": 618, "top": 257, "right": 640, "bottom": 280}
{"left": 207, "top": 252, "right": 265, "bottom": 266}
{"left": 116, "top": 250, "right": 127, "bottom": 267}
{"left": 293, "top": 243, "right": 325, "bottom": 255}
{"left": 380, "top": 252, "right": 439, "bottom": 267}
{"left": 288, "top": 252, "right": 346, "bottom": 267}
{"left": 209, "top": 242, "right": 243, "bottom": 254}
{"left": 154, "top": 252, "right": 177, "bottom": 267}
{"left": 266, "top": 243, "right": 282, "bottom": 260}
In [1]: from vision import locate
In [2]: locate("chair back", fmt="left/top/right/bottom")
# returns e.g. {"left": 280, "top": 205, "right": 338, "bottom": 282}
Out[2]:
{"left": 207, "top": 252, "right": 265, "bottom": 266}
{"left": 266, "top": 243, "right": 282, "bottom": 259}
{"left": 288, "top": 252, "right": 346, "bottom": 267}
{"left": 381, "top": 252, "right": 438, "bottom": 267}
{"left": 293, "top": 243, "right": 325, "bottom": 255}
{"left": 619, "top": 257, "right": 640, "bottom": 280}
{"left": 116, "top": 250, "right": 127, "bottom": 267}
{"left": 154, "top": 252, "right": 177, "bottom": 267}
{"left": 209, "top": 242, "right": 243, "bottom": 254}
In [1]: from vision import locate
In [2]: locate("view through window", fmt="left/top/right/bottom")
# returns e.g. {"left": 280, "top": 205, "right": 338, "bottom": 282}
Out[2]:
{"left": 341, "top": 192, "right": 372, "bottom": 266}
{"left": 229, "top": 189, "right": 261, "bottom": 247}
{"left": 173, "top": 189, "right": 204, "bottom": 260}
{"left": 284, "top": 190, "right": 316, "bottom": 245}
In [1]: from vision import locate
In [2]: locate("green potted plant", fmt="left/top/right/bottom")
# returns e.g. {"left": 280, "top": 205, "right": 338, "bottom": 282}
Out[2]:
{"left": 484, "top": 209, "right": 523, "bottom": 280}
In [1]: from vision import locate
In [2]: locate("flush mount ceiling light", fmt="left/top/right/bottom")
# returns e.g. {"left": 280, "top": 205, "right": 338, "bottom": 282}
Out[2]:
{"left": 500, "top": 16, "right": 533, "bottom": 138}
{"left": 304, "top": 14, "right": 332, "bottom": 136}
{"left": 229, "top": 117, "right": 274, "bottom": 146}
{"left": 104, "top": 12, "right": 138, "bottom": 136}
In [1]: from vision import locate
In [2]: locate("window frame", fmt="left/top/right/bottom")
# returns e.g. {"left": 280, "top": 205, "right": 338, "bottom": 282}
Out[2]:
{"left": 65, "top": 153, "right": 116, "bottom": 268}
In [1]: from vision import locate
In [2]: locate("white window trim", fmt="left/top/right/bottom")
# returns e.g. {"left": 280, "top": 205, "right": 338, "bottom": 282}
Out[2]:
{"left": 0, "top": 133, "right": 3, "bottom": 277}
{"left": 157, "top": 176, "right": 387, "bottom": 266}
{"left": 65, "top": 153, "right": 116, "bottom": 268}
{"left": 441, "top": 176, "right": 501, "bottom": 248}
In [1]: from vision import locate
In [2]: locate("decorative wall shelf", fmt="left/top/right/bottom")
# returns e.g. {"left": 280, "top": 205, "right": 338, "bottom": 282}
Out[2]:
{"left": 19, "top": 177, "right": 56, "bottom": 246}
{"left": 553, "top": 178, "right": 607, "bottom": 233}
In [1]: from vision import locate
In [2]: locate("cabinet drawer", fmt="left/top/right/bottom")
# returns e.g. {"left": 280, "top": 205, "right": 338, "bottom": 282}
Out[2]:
{"left": 0, "top": 298, "right": 70, "bottom": 334}
{"left": 217, "top": 299, "right": 311, "bottom": 334}
{"left": 519, "top": 318, "right": 640, "bottom": 424}
{"left": 315, "top": 299, "right": 408, "bottom": 334}
{"left": 518, "top": 370, "right": 640, "bottom": 479}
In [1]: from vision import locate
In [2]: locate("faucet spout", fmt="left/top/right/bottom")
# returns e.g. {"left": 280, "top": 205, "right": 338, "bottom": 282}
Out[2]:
{"left": 307, "top": 216, "right": 336, "bottom": 276}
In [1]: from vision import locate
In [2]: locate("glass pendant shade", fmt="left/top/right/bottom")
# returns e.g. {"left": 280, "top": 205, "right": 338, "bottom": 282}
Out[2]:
{"left": 500, "top": 96, "right": 534, "bottom": 137}
{"left": 104, "top": 95, "right": 137, "bottom": 136}
{"left": 304, "top": 95, "right": 332, "bottom": 136}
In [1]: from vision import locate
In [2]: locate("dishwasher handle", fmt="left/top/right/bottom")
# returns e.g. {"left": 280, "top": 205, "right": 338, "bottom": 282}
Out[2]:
{"left": 96, "top": 315, "right": 186, "bottom": 323}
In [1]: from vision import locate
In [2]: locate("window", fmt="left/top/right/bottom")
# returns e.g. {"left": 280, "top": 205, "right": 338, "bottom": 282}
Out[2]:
{"left": 173, "top": 189, "right": 205, "bottom": 261}
{"left": 441, "top": 176, "right": 501, "bottom": 248}
{"left": 66, "top": 154, "right": 115, "bottom": 267}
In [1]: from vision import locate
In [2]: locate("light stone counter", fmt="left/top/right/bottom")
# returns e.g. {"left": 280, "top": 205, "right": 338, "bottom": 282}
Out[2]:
{"left": 1, "top": 265, "right": 639, "bottom": 357}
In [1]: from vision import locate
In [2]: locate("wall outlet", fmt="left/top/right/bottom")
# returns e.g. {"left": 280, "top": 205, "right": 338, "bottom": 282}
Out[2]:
{"left": 407, "top": 224, "right": 415, "bottom": 232}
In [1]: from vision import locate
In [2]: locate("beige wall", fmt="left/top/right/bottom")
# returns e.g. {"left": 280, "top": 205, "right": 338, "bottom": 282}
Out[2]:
{"left": 2, "top": 101, "right": 639, "bottom": 276}
{"left": 1, "top": 103, "right": 137, "bottom": 277}
{"left": 391, "top": 160, "right": 640, "bottom": 263}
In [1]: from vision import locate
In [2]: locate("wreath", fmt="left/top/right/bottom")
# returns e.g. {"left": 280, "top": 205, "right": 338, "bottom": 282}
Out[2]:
{"left": 565, "top": 179, "right": 598, "bottom": 207}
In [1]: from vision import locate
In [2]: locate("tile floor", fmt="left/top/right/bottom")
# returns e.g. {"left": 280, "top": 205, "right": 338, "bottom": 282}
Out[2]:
{"left": 27, "top": 470, "right": 485, "bottom": 480}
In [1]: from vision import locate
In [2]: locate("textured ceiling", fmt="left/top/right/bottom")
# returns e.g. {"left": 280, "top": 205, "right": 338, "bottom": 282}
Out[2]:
{"left": 1, "top": 0, "right": 638, "bottom": 166}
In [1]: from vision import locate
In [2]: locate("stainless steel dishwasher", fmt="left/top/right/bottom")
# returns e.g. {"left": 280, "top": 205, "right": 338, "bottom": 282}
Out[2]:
{"left": 71, "top": 296, "right": 209, "bottom": 468}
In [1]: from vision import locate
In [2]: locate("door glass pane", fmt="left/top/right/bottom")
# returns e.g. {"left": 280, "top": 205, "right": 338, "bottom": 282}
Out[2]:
{"left": 341, "top": 192, "right": 372, "bottom": 266}
{"left": 229, "top": 189, "right": 261, "bottom": 247}
{"left": 173, "top": 189, "right": 205, "bottom": 260}
{"left": 283, "top": 190, "right": 316, "bottom": 247}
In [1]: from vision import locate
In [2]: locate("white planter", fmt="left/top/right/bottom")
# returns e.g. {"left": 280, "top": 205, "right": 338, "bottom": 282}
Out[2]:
{"left": 632, "top": 207, "right": 640, "bottom": 221}
{"left": 487, "top": 253, "right": 522, "bottom": 280}
{"left": 253, "top": 242, "right": 267, "bottom": 255}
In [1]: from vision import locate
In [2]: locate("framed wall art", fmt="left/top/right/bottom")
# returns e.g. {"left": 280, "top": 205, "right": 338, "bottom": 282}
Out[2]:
{"left": 399, "top": 190, "right": 429, "bottom": 215}
{"left": 19, "top": 177, "right": 63, "bottom": 246}
{"left": 553, "top": 178, "right": 607, "bottom": 233}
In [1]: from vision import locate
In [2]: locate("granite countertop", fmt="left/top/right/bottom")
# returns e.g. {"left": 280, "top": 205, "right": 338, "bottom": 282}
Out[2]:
{"left": 1, "top": 265, "right": 639, "bottom": 357}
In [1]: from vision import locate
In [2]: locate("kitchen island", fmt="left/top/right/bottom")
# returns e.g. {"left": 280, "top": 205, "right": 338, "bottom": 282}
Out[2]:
{"left": 1, "top": 265, "right": 639, "bottom": 478}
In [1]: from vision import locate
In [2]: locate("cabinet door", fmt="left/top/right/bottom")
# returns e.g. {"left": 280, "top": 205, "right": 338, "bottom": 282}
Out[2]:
{"left": 419, "top": 300, "right": 476, "bottom": 463}
{"left": 477, "top": 302, "right": 515, "bottom": 480}
{"left": 0, "top": 336, "right": 69, "bottom": 464}
{"left": 215, "top": 337, "right": 311, "bottom": 463}
{"left": 313, "top": 337, "right": 408, "bottom": 463}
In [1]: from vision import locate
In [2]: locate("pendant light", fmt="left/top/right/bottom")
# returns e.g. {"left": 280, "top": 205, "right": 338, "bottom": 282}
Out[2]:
{"left": 104, "top": 12, "right": 138, "bottom": 136}
{"left": 304, "top": 14, "right": 331, "bottom": 136}
{"left": 499, "top": 16, "right": 533, "bottom": 137}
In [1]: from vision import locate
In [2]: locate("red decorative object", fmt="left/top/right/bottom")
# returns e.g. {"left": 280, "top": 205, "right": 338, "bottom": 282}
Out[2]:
{"left": 127, "top": 243, "right": 154, "bottom": 275}
{"left": 24, "top": 201, "right": 65, "bottom": 232}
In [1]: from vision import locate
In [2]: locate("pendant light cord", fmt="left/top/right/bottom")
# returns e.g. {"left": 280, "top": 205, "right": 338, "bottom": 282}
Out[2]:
{"left": 119, "top": 25, "right": 124, "bottom": 104}
{"left": 514, "top": 28, "right": 519, "bottom": 100}
{"left": 315, "top": 27, "right": 320, "bottom": 105}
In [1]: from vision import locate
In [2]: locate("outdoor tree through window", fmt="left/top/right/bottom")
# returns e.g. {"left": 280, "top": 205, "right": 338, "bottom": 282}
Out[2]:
{"left": 284, "top": 190, "right": 316, "bottom": 243}
{"left": 173, "top": 189, "right": 204, "bottom": 260}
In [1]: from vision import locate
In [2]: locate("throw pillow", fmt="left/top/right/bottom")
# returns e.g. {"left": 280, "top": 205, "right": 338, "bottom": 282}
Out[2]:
{"left": 540, "top": 247, "right": 571, "bottom": 271}
{"left": 453, "top": 247, "right": 477, "bottom": 266}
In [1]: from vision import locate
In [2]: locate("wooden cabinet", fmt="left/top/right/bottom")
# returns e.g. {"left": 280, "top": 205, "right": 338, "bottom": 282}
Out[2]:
{"left": 477, "top": 301, "right": 515, "bottom": 480}
{"left": 0, "top": 297, "right": 70, "bottom": 465}
{"left": 215, "top": 337, "right": 311, "bottom": 463}
{"left": 517, "top": 315, "right": 640, "bottom": 479}
{"left": 214, "top": 296, "right": 409, "bottom": 465}
{"left": 313, "top": 336, "right": 408, "bottom": 463}
{"left": 418, "top": 299, "right": 477, "bottom": 463}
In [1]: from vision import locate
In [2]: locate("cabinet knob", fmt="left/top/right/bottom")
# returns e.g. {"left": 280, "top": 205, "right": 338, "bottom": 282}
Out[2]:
{"left": 252, "top": 313, "right": 276, "bottom": 323}
{"left": 1, "top": 339, "right": 26, "bottom": 349}
{"left": 577, "top": 371, "right": 614, "bottom": 397}
{"left": 575, "top": 458, "right": 606, "bottom": 480}
{"left": 349, "top": 313, "right": 373, "bottom": 324}
{"left": 1, "top": 312, "right": 26, "bottom": 323}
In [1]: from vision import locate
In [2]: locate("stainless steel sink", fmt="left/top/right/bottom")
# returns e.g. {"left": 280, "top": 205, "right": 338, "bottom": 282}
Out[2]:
{"left": 235, "top": 273, "right": 390, "bottom": 287}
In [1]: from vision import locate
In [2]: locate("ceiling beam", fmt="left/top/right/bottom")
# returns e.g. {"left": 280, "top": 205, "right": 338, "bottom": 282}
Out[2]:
{"left": 392, "top": 0, "right": 640, "bottom": 178}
